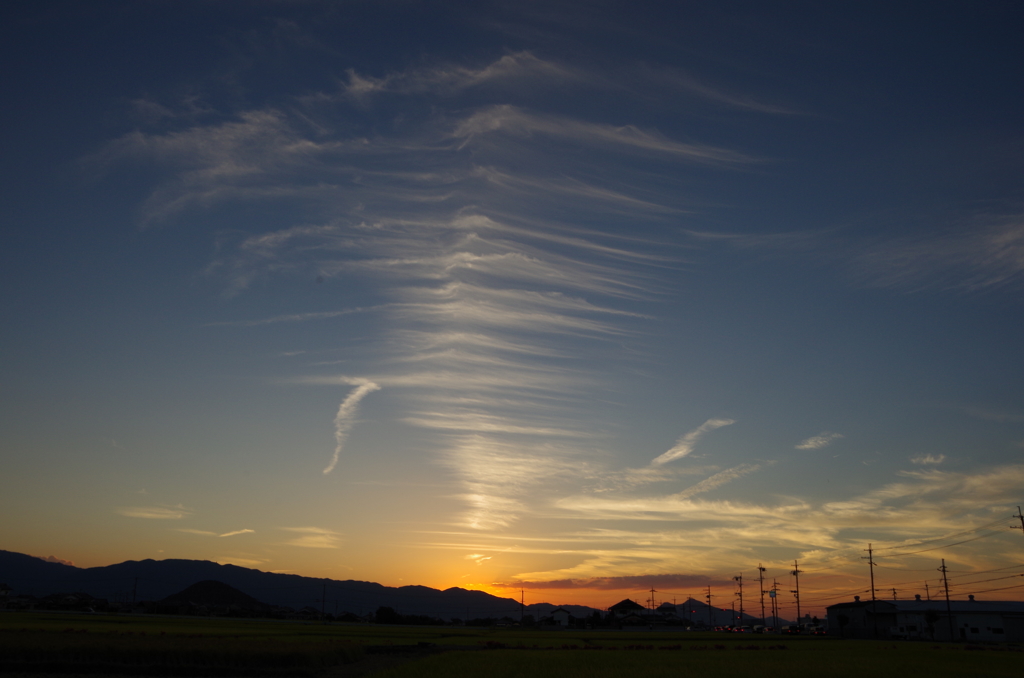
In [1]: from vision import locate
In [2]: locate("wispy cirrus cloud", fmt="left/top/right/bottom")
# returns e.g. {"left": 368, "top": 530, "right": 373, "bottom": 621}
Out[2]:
{"left": 687, "top": 215, "right": 1024, "bottom": 297}
{"left": 177, "top": 528, "right": 253, "bottom": 537}
{"left": 962, "top": 405, "right": 1024, "bottom": 423}
{"left": 470, "top": 462, "right": 1024, "bottom": 586}
{"left": 219, "top": 529, "right": 256, "bottom": 537}
{"left": 101, "top": 50, "right": 762, "bottom": 534}
{"left": 444, "top": 435, "right": 588, "bottom": 530}
{"left": 205, "top": 308, "right": 373, "bottom": 327}
{"left": 910, "top": 454, "right": 946, "bottom": 465}
{"left": 452, "top": 105, "right": 755, "bottom": 165}
{"left": 343, "top": 51, "right": 581, "bottom": 98}
{"left": 854, "top": 218, "right": 1024, "bottom": 293}
{"left": 650, "top": 419, "right": 735, "bottom": 466}
{"left": 648, "top": 67, "right": 801, "bottom": 115}
{"left": 496, "top": 573, "right": 733, "bottom": 591}
{"left": 342, "top": 50, "right": 798, "bottom": 117}
{"left": 281, "top": 527, "right": 341, "bottom": 549}
{"left": 796, "top": 432, "right": 843, "bottom": 450}
{"left": 673, "top": 463, "right": 763, "bottom": 499}
{"left": 116, "top": 505, "right": 191, "bottom": 520}
{"left": 324, "top": 378, "right": 381, "bottom": 475}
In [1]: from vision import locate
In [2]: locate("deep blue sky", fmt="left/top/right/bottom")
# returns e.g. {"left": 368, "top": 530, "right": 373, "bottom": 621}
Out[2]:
{"left": 3, "top": 1, "right": 1023, "bottom": 609}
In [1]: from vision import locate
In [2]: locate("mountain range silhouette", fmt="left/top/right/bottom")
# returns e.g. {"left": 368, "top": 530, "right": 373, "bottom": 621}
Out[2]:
{"left": 0, "top": 550, "right": 598, "bottom": 620}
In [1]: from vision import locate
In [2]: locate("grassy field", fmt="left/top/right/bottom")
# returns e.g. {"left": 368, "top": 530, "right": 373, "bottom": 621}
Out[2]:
{"left": 2, "top": 612, "right": 1021, "bottom": 677}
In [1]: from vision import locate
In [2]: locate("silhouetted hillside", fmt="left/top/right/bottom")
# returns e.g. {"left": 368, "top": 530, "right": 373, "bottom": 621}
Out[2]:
{"left": 159, "top": 580, "right": 269, "bottom": 609}
{"left": 0, "top": 549, "right": 600, "bottom": 620}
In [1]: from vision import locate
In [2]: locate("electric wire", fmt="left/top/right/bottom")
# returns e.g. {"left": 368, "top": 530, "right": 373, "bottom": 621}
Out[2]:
{"left": 960, "top": 583, "right": 1024, "bottom": 595}
{"left": 874, "top": 529, "right": 1010, "bottom": 557}
{"left": 872, "top": 515, "right": 1014, "bottom": 552}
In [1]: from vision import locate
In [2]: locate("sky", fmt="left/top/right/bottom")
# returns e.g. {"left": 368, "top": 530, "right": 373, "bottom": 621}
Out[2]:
{"left": 3, "top": 1, "right": 1024, "bottom": 616}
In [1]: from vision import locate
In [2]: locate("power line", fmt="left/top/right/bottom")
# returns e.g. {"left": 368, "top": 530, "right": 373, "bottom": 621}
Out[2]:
{"left": 963, "top": 583, "right": 1024, "bottom": 596}
{"left": 948, "top": 563, "right": 1024, "bottom": 579}
{"left": 876, "top": 529, "right": 1011, "bottom": 557}
{"left": 798, "top": 588, "right": 871, "bottom": 604}
{"left": 872, "top": 564, "right": 942, "bottom": 572}
{"left": 873, "top": 516, "right": 1014, "bottom": 553}
{"left": 948, "top": 573, "right": 1024, "bottom": 588}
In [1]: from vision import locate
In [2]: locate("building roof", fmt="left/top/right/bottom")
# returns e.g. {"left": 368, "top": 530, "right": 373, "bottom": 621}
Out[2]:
{"left": 610, "top": 598, "right": 645, "bottom": 612}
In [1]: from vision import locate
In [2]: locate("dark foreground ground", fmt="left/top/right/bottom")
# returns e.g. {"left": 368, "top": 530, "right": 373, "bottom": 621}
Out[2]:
{"left": 2, "top": 611, "right": 1021, "bottom": 677}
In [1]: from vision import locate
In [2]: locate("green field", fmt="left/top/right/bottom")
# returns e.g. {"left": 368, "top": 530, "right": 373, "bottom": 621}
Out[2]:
{"left": 2, "top": 612, "right": 1020, "bottom": 677}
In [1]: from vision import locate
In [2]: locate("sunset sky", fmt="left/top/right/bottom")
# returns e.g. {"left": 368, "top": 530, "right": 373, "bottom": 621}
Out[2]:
{"left": 3, "top": 1, "right": 1024, "bottom": 616}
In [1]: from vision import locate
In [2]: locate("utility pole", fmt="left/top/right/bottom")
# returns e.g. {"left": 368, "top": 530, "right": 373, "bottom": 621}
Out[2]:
{"left": 733, "top": 574, "right": 744, "bottom": 626}
{"left": 771, "top": 579, "right": 780, "bottom": 630}
{"left": 757, "top": 564, "right": 767, "bottom": 627}
{"left": 892, "top": 588, "right": 897, "bottom": 601}
{"left": 940, "top": 559, "right": 955, "bottom": 642}
{"left": 863, "top": 544, "right": 878, "bottom": 637}
{"left": 925, "top": 582, "right": 931, "bottom": 601}
{"left": 649, "top": 586, "right": 657, "bottom": 615}
{"left": 520, "top": 589, "right": 524, "bottom": 623}
{"left": 1015, "top": 507, "right": 1024, "bottom": 536}
{"left": 706, "top": 586, "right": 713, "bottom": 627}
{"left": 790, "top": 560, "right": 802, "bottom": 625}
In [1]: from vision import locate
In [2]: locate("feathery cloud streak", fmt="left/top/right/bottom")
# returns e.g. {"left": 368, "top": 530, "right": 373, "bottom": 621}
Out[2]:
{"left": 116, "top": 505, "right": 191, "bottom": 519}
{"left": 452, "top": 106, "right": 754, "bottom": 165}
{"left": 324, "top": 379, "right": 381, "bottom": 475}
{"left": 796, "top": 433, "right": 843, "bottom": 450}
{"left": 281, "top": 527, "right": 341, "bottom": 549}
{"left": 101, "top": 52, "right": 762, "bottom": 531}
{"left": 650, "top": 419, "right": 735, "bottom": 466}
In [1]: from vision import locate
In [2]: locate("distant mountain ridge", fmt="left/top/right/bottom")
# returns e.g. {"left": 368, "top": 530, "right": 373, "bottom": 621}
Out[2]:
{"left": 0, "top": 550, "right": 599, "bottom": 620}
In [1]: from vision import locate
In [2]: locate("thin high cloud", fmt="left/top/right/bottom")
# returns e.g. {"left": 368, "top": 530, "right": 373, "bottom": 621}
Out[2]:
{"left": 100, "top": 47, "right": 760, "bottom": 532}
{"left": 443, "top": 435, "right": 588, "bottom": 530}
{"left": 474, "top": 462, "right": 1024, "bottom": 586}
{"left": 342, "top": 51, "right": 796, "bottom": 116}
{"left": 281, "top": 526, "right": 341, "bottom": 549}
{"left": 650, "top": 419, "right": 735, "bottom": 466}
{"left": 176, "top": 528, "right": 254, "bottom": 537}
{"left": 324, "top": 378, "right": 381, "bottom": 475}
{"left": 116, "top": 505, "right": 191, "bottom": 519}
{"left": 672, "top": 463, "right": 762, "bottom": 499}
{"left": 453, "top": 106, "right": 755, "bottom": 165}
{"left": 344, "top": 51, "right": 580, "bottom": 98}
{"left": 649, "top": 67, "right": 801, "bottom": 115}
{"left": 796, "top": 432, "right": 843, "bottom": 450}
{"left": 205, "top": 308, "right": 372, "bottom": 327}
{"left": 689, "top": 215, "right": 1024, "bottom": 297}
{"left": 497, "top": 573, "right": 733, "bottom": 591}
{"left": 219, "top": 529, "right": 255, "bottom": 537}
{"left": 854, "top": 218, "right": 1024, "bottom": 293}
